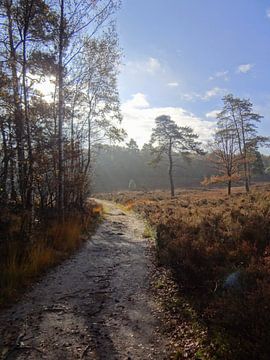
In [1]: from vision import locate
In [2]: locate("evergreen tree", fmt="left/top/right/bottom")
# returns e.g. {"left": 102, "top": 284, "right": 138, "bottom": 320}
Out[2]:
{"left": 150, "top": 115, "right": 203, "bottom": 197}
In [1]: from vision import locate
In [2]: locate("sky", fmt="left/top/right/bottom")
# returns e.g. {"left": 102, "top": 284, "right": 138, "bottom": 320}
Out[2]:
{"left": 116, "top": 0, "right": 270, "bottom": 150}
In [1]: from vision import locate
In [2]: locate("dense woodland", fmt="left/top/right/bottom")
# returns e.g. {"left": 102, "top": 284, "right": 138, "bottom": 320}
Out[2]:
{"left": 0, "top": 0, "right": 122, "bottom": 213}
{"left": 0, "top": 0, "right": 123, "bottom": 300}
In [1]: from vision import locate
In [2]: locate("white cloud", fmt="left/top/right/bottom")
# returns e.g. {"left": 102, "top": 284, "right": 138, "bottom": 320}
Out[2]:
{"left": 122, "top": 93, "right": 149, "bottom": 110}
{"left": 202, "top": 87, "right": 225, "bottom": 100}
{"left": 209, "top": 70, "right": 229, "bottom": 81}
{"left": 182, "top": 87, "right": 226, "bottom": 102}
{"left": 126, "top": 57, "right": 162, "bottom": 75}
{"left": 266, "top": 8, "right": 270, "bottom": 18}
{"left": 146, "top": 57, "right": 161, "bottom": 73}
{"left": 206, "top": 109, "right": 220, "bottom": 119}
{"left": 181, "top": 93, "right": 199, "bottom": 102}
{"left": 121, "top": 93, "right": 216, "bottom": 147}
{"left": 167, "top": 82, "right": 179, "bottom": 87}
{"left": 237, "top": 63, "right": 254, "bottom": 74}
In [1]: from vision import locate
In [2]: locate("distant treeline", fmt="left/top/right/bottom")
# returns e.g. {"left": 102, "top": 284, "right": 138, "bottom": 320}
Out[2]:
{"left": 93, "top": 144, "right": 270, "bottom": 193}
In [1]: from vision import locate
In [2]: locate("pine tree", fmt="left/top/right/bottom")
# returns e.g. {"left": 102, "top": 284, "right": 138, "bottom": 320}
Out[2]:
{"left": 150, "top": 115, "right": 203, "bottom": 197}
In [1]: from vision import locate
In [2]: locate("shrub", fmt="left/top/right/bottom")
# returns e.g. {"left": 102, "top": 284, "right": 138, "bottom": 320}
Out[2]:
{"left": 0, "top": 200, "right": 102, "bottom": 306}
{"left": 101, "top": 185, "right": 270, "bottom": 359}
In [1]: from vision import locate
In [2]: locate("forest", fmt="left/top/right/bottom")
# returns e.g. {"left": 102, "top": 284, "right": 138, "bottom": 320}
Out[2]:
{"left": 0, "top": 0, "right": 122, "bottom": 303}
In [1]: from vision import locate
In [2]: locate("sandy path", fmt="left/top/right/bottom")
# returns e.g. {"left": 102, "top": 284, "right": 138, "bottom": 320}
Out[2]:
{"left": 0, "top": 201, "right": 172, "bottom": 360}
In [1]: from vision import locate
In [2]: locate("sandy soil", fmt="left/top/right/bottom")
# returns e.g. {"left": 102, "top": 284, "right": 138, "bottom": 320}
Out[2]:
{"left": 0, "top": 200, "right": 173, "bottom": 360}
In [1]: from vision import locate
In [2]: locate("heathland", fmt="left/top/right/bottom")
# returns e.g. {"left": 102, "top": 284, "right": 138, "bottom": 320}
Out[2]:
{"left": 100, "top": 184, "right": 270, "bottom": 360}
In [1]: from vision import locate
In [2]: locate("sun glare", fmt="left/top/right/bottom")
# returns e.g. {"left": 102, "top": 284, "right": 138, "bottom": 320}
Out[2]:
{"left": 32, "top": 75, "right": 56, "bottom": 102}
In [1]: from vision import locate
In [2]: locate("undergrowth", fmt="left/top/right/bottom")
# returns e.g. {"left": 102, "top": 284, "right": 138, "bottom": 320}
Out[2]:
{"left": 143, "top": 221, "right": 156, "bottom": 240}
{"left": 0, "top": 200, "right": 103, "bottom": 306}
{"left": 100, "top": 185, "right": 270, "bottom": 359}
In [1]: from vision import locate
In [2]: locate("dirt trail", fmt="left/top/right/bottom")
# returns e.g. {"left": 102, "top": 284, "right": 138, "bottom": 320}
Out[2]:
{"left": 0, "top": 200, "right": 172, "bottom": 360}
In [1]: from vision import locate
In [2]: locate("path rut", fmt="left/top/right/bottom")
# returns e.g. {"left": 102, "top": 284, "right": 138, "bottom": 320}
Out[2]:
{"left": 0, "top": 201, "right": 172, "bottom": 360}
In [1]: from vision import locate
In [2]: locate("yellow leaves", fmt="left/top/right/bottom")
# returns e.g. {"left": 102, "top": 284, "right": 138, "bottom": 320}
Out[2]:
{"left": 201, "top": 174, "right": 241, "bottom": 186}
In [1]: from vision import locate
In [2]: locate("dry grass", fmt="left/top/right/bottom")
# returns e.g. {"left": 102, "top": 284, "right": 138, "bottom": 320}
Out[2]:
{"left": 100, "top": 184, "right": 270, "bottom": 359}
{"left": 0, "top": 200, "right": 103, "bottom": 306}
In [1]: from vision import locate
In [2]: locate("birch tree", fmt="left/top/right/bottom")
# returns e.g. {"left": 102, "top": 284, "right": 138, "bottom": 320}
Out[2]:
{"left": 217, "top": 95, "right": 267, "bottom": 192}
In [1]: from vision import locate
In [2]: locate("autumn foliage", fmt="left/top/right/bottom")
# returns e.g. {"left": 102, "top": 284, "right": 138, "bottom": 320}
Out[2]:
{"left": 0, "top": 200, "right": 102, "bottom": 306}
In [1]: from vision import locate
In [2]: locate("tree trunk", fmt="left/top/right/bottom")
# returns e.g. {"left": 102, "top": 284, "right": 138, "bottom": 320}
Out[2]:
{"left": 57, "top": 0, "right": 65, "bottom": 219}
{"left": 168, "top": 138, "right": 175, "bottom": 197}
{"left": 0, "top": 120, "right": 8, "bottom": 201}
{"left": 22, "top": 32, "right": 34, "bottom": 211}
{"left": 228, "top": 179, "right": 232, "bottom": 196}
{"left": 239, "top": 111, "right": 250, "bottom": 193}
{"left": 242, "top": 148, "right": 250, "bottom": 193}
{"left": 244, "top": 171, "right": 250, "bottom": 192}
{"left": 6, "top": 0, "right": 26, "bottom": 206}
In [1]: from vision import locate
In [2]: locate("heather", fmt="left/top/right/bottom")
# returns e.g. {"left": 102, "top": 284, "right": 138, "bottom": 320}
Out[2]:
{"left": 101, "top": 185, "right": 270, "bottom": 359}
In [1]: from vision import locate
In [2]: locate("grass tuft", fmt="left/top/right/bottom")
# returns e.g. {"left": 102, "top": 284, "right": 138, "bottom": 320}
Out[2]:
{"left": 0, "top": 200, "right": 103, "bottom": 306}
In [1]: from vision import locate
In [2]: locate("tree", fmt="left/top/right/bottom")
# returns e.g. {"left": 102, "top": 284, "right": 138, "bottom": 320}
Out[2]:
{"left": 220, "top": 94, "right": 268, "bottom": 192}
{"left": 52, "top": 0, "right": 121, "bottom": 217}
{"left": 250, "top": 149, "right": 265, "bottom": 176}
{"left": 150, "top": 115, "right": 203, "bottom": 197}
{"left": 62, "top": 25, "right": 124, "bottom": 206}
{"left": 203, "top": 112, "right": 241, "bottom": 195}
{"left": 0, "top": 0, "right": 122, "bottom": 247}
{"left": 126, "top": 138, "right": 139, "bottom": 152}
{"left": 0, "top": 0, "right": 58, "bottom": 239}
